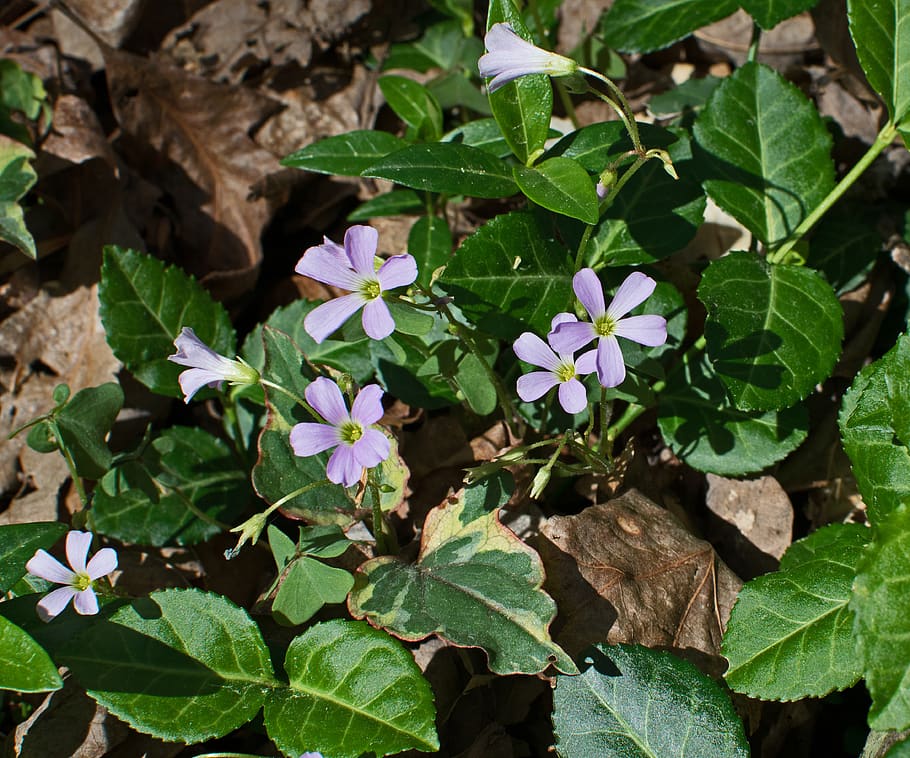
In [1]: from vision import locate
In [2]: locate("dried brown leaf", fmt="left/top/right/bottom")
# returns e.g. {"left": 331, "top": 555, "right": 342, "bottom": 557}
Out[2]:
{"left": 539, "top": 489, "right": 741, "bottom": 672}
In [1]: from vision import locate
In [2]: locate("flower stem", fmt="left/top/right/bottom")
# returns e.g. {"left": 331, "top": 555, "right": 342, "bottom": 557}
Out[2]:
{"left": 578, "top": 67, "right": 641, "bottom": 152}
{"left": 49, "top": 419, "right": 89, "bottom": 509}
{"left": 367, "top": 471, "right": 388, "bottom": 555}
{"left": 770, "top": 121, "right": 898, "bottom": 262}
{"left": 747, "top": 22, "right": 761, "bottom": 63}
{"left": 259, "top": 379, "right": 321, "bottom": 421}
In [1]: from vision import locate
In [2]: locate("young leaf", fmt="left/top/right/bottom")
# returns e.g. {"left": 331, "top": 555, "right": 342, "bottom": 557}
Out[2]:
{"left": 98, "top": 246, "right": 235, "bottom": 397}
{"left": 692, "top": 62, "right": 834, "bottom": 248}
{"left": 486, "top": 0, "right": 553, "bottom": 164}
{"left": 281, "top": 130, "right": 408, "bottom": 176}
{"left": 553, "top": 643, "right": 749, "bottom": 757}
{"left": 408, "top": 215, "right": 452, "bottom": 287}
{"left": 379, "top": 75, "right": 443, "bottom": 141}
{"left": 362, "top": 142, "right": 518, "bottom": 198}
{"left": 698, "top": 252, "right": 843, "bottom": 411}
{"left": 852, "top": 505, "right": 910, "bottom": 730}
{"left": 601, "top": 0, "right": 739, "bottom": 54}
{"left": 848, "top": 0, "right": 910, "bottom": 126}
{"left": 0, "top": 522, "right": 67, "bottom": 593}
{"left": 272, "top": 557, "right": 354, "bottom": 626}
{"left": 264, "top": 619, "right": 439, "bottom": 758}
{"left": 839, "top": 334, "right": 910, "bottom": 525}
{"left": 657, "top": 351, "right": 809, "bottom": 475}
{"left": 0, "top": 616, "right": 62, "bottom": 693}
{"left": 348, "top": 475, "right": 576, "bottom": 675}
{"left": 89, "top": 426, "right": 252, "bottom": 546}
{"left": 61, "top": 589, "right": 276, "bottom": 743}
{"left": 53, "top": 383, "right": 124, "bottom": 479}
{"left": 439, "top": 210, "right": 574, "bottom": 339}
{"left": 723, "top": 523, "right": 868, "bottom": 701}
{"left": 252, "top": 327, "right": 355, "bottom": 523}
{"left": 513, "top": 156, "right": 599, "bottom": 224}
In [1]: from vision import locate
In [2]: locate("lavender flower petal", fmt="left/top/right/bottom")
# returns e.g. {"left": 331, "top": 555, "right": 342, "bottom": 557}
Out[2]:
{"left": 290, "top": 422, "right": 341, "bottom": 457}
{"left": 479, "top": 23, "right": 577, "bottom": 92}
{"left": 295, "top": 245, "right": 362, "bottom": 291}
{"left": 73, "top": 587, "right": 99, "bottom": 616}
{"left": 573, "top": 268, "right": 606, "bottom": 319}
{"left": 361, "top": 298, "right": 396, "bottom": 340}
{"left": 64, "top": 531, "right": 91, "bottom": 575}
{"left": 26, "top": 550, "right": 75, "bottom": 585}
{"left": 558, "top": 379, "right": 588, "bottom": 414}
{"left": 595, "top": 336, "right": 626, "bottom": 387}
{"left": 178, "top": 368, "right": 224, "bottom": 404}
{"left": 304, "top": 294, "right": 365, "bottom": 343}
{"left": 86, "top": 547, "right": 118, "bottom": 580}
{"left": 550, "top": 312, "right": 577, "bottom": 330}
{"left": 517, "top": 371, "right": 559, "bottom": 402}
{"left": 614, "top": 314, "right": 668, "bottom": 347}
{"left": 351, "top": 384, "right": 384, "bottom": 426}
{"left": 549, "top": 320, "right": 597, "bottom": 355}
{"left": 327, "top": 445, "right": 361, "bottom": 487}
{"left": 574, "top": 349, "right": 598, "bottom": 375}
{"left": 376, "top": 254, "right": 418, "bottom": 290}
{"left": 606, "top": 271, "right": 656, "bottom": 320}
{"left": 36, "top": 586, "right": 78, "bottom": 622}
{"left": 345, "top": 225, "right": 379, "bottom": 275}
{"left": 352, "top": 428, "right": 390, "bottom": 469}
{"left": 513, "top": 332, "right": 560, "bottom": 372}
{"left": 305, "top": 377, "right": 350, "bottom": 426}
{"left": 169, "top": 328, "right": 230, "bottom": 372}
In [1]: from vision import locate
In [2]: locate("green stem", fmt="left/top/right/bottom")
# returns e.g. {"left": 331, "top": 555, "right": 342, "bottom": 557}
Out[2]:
{"left": 578, "top": 67, "right": 641, "bottom": 151}
{"left": 555, "top": 79, "right": 581, "bottom": 130}
{"left": 368, "top": 472, "right": 388, "bottom": 555}
{"left": 747, "top": 22, "right": 761, "bottom": 63}
{"left": 49, "top": 420, "right": 89, "bottom": 509}
{"left": 598, "top": 387, "right": 613, "bottom": 458}
{"left": 573, "top": 223, "right": 596, "bottom": 271}
{"left": 772, "top": 121, "right": 898, "bottom": 262}
{"left": 259, "top": 379, "right": 318, "bottom": 420}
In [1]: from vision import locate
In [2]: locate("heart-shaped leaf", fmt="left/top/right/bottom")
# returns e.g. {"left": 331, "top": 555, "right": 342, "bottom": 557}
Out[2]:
{"left": 53, "top": 383, "right": 124, "bottom": 479}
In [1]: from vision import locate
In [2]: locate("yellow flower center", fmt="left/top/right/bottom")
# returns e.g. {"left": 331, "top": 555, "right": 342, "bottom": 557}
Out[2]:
{"left": 360, "top": 279, "right": 382, "bottom": 301}
{"left": 73, "top": 572, "right": 92, "bottom": 591}
{"left": 556, "top": 362, "right": 576, "bottom": 383}
{"left": 340, "top": 421, "right": 364, "bottom": 445}
{"left": 594, "top": 314, "right": 617, "bottom": 338}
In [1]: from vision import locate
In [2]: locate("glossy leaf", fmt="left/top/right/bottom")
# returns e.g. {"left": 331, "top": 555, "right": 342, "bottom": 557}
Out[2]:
{"left": 379, "top": 75, "right": 443, "bottom": 140}
{"left": 439, "top": 210, "right": 574, "bottom": 339}
{"left": 601, "top": 0, "right": 739, "bottom": 53}
{"left": 699, "top": 252, "right": 843, "bottom": 411}
{"left": 62, "top": 589, "right": 275, "bottom": 742}
{"left": 839, "top": 333, "right": 910, "bottom": 524}
{"left": 693, "top": 62, "right": 834, "bottom": 248}
{"left": 513, "top": 156, "right": 599, "bottom": 224}
{"left": 362, "top": 142, "right": 517, "bottom": 198}
{"left": 648, "top": 76, "right": 722, "bottom": 118}
{"left": 553, "top": 643, "right": 749, "bottom": 757}
{"left": 349, "top": 475, "right": 576, "bottom": 675}
{"left": 89, "top": 426, "right": 251, "bottom": 546}
{"left": 853, "top": 505, "right": 910, "bottom": 729}
{"left": 0, "top": 616, "right": 62, "bottom": 693}
{"left": 486, "top": 0, "right": 553, "bottom": 164}
{"left": 408, "top": 214, "right": 452, "bottom": 287}
{"left": 0, "top": 522, "right": 67, "bottom": 593}
{"left": 849, "top": 0, "right": 910, "bottom": 125}
{"left": 0, "top": 135, "right": 37, "bottom": 257}
{"left": 657, "top": 351, "right": 809, "bottom": 475}
{"left": 723, "top": 524, "right": 868, "bottom": 700}
{"left": 384, "top": 19, "right": 471, "bottom": 71}
{"left": 347, "top": 189, "right": 423, "bottom": 221}
{"left": 443, "top": 117, "right": 513, "bottom": 157}
{"left": 428, "top": 72, "right": 492, "bottom": 115}
{"left": 98, "top": 246, "right": 235, "bottom": 397}
{"left": 54, "top": 383, "right": 124, "bottom": 479}
{"left": 282, "top": 130, "right": 408, "bottom": 176}
{"left": 741, "top": 0, "right": 819, "bottom": 30}
{"left": 264, "top": 619, "right": 439, "bottom": 758}
{"left": 252, "top": 327, "right": 355, "bottom": 523}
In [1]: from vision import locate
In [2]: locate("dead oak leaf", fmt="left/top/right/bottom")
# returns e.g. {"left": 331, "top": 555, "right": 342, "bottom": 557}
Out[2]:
{"left": 102, "top": 47, "right": 284, "bottom": 299}
{"left": 539, "top": 489, "right": 741, "bottom": 672}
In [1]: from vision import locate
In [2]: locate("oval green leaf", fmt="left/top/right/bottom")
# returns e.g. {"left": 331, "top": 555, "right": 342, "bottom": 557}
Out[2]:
{"left": 282, "top": 130, "right": 408, "bottom": 176}
{"left": 379, "top": 75, "right": 443, "bottom": 140}
{"left": 601, "top": 0, "right": 739, "bottom": 53}
{"left": 0, "top": 522, "right": 68, "bottom": 593}
{"left": 513, "top": 156, "right": 599, "bottom": 224}
{"left": 408, "top": 214, "right": 452, "bottom": 287}
{"left": 0, "top": 615, "right": 62, "bottom": 693}
{"left": 849, "top": 0, "right": 910, "bottom": 125}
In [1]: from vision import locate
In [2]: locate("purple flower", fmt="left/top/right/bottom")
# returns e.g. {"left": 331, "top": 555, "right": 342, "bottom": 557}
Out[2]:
{"left": 296, "top": 225, "right": 418, "bottom": 343}
{"left": 290, "top": 377, "right": 390, "bottom": 487}
{"left": 514, "top": 314, "right": 596, "bottom": 414}
{"left": 168, "top": 327, "right": 259, "bottom": 403}
{"left": 479, "top": 23, "right": 578, "bottom": 93}
{"left": 549, "top": 269, "right": 667, "bottom": 388}
{"left": 26, "top": 531, "right": 117, "bottom": 622}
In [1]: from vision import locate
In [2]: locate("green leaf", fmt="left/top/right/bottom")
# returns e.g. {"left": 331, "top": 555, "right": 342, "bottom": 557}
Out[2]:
{"left": 553, "top": 643, "right": 749, "bottom": 757}
{"left": 698, "top": 252, "right": 843, "bottom": 411}
{"left": 454, "top": 348, "right": 499, "bottom": 415}
{"left": 0, "top": 522, "right": 67, "bottom": 593}
{"left": 722, "top": 523, "right": 868, "bottom": 701}
{"left": 89, "top": 426, "right": 251, "bottom": 546}
{"left": 443, "top": 117, "right": 513, "bottom": 157}
{"left": 839, "top": 333, "right": 910, "bottom": 524}
{"left": 282, "top": 130, "right": 408, "bottom": 176}
{"left": 428, "top": 71, "right": 493, "bottom": 116}
{"left": 362, "top": 142, "right": 518, "bottom": 198}
{"left": 439, "top": 210, "right": 574, "bottom": 339}
{"left": 252, "top": 327, "right": 355, "bottom": 523}
{"left": 0, "top": 135, "right": 37, "bottom": 257}
{"left": 61, "top": 588, "right": 275, "bottom": 742}
{"left": 0, "top": 615, "right": 62, "bottom": 693}
{"left": 347, "top": 189, "right": 423, "bottom": 221}
{"left": 648, "top": 76, "right": 722, "bottom": 118}
{"left": 54, "top": 383, "right": 124, "bottom": 479}
{"left": 853, "top": 505, "right": 910, "bottom": 729}
{"left": 297, "top": 524, "right": 352, "bottom": 557}
{"left": 349, "top": 475, "right": 576, "bottom": 675}
{"left": 486, "top": 0, "right": 553, "bottom": 164}
{"left": 408, "top": 215, "right": 452, "bottom": 287}
{"left": 242, "top": 299, "right": 375, "bottom": 385}
{"left": 0, "top": 59, "right": 47, "bottom": 122}
{"left": 848, "top": 0, "right": 910, "bottom": 125}
{"left": 741, "top": 0, "right": 819, "bottom": 30}
{"left": 657, "top": 351, "right": 809, "bottom": 475}
{"left": 379, "top": 75, "right": 443, "bottom": 141}
{"left": 513, "top": 157, "right": 599, "bottom": 224}
{"left": 601, "top": 0, "right": 739, "bottom": 53}
{"left": 264, "top": 619, "right": 439, "bottom": 758}
{"left": 384, "top": 19, "right": 470, "bottom": 71}
{"left": 693, "top": 62, "right": 835, "bottom": 248}
{"left": 808, "top": 204, "right": 881, "bottom": 294}
{"left": 272, "top": 557, "right": 354, "bottom": 626}
{"left": 98, "top": 246, "right": 235, "bottom": 397}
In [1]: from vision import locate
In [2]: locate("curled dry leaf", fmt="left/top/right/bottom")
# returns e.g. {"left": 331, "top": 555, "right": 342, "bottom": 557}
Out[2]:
{"left": 539, "top": 489, "right": 741, "bottom": 673}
